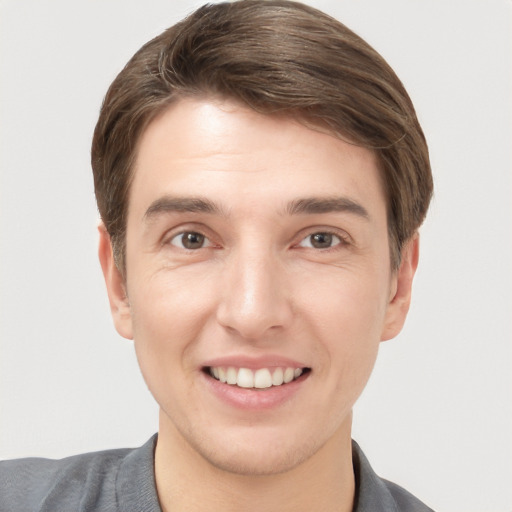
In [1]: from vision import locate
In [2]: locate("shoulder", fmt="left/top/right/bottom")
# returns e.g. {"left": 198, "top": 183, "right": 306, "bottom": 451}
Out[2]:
{"left": 0, "top": 447, "right": 130, "bottom": 512}
{"left": 0, "top": 435, "right": 159, "bottom": 512}
{"left": 380, "top": 478, "right": 435, "bottom": 512}
{"left": 352, "top": 440, "right": 435, "bottom": 512}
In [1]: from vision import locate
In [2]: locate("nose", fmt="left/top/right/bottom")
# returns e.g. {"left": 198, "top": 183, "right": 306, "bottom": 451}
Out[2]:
{"left": 216, "top": 248, "right": 293, "bottom": 340}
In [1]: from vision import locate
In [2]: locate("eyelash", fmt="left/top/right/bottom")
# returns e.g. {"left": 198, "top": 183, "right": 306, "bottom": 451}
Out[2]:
{"left": 164, "top": 228, "right": 350, "bottom": 252}
{"left": 166, "top": 230, "right": 216, "bottom": 250}
{"left": 295, "top": 230, "right": 350, "bottom": 251}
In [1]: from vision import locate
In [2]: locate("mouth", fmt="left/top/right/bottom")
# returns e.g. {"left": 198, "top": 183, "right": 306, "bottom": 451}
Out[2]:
{"left": 203, "top": 366, "right": 311, "bottom": 390}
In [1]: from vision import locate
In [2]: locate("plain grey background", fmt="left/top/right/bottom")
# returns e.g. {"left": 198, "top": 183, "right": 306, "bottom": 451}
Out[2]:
{"left": 1, "top": 1, "right": 511, "bottom": 511}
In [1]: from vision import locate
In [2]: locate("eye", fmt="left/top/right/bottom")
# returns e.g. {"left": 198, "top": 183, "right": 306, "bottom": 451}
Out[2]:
{"left": 169, "top": 231, "right": 211, "bottom": 250}
{"left": 298, "top": 232, "right": 344, "bottom": 249}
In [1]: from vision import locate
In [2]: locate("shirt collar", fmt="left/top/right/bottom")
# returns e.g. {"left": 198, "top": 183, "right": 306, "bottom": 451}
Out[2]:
{"left": 116, "top": 434, "right": 161, "bottom": 512}
{"left": 352, "top": 439, "right": 400, "bottom": 512}
{"left": 115, "top": 435, "right": 401, "bottom": 512}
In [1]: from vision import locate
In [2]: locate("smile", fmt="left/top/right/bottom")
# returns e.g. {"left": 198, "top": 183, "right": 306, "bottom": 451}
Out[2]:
{"left": 207, "top": 366, "right": 309, "bottom": 389}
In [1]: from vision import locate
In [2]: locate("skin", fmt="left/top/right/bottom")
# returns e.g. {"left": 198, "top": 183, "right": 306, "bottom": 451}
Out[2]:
{"left": 99, "top": 98, "right": 419, "bottom": 512}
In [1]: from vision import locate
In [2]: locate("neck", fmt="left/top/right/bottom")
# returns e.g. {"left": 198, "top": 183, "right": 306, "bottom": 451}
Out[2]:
{"left": 154, "top": 413, "right": 355, "bottom": 512}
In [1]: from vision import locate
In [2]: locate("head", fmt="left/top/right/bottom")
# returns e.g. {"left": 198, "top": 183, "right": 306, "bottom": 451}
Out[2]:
{"left": 92, "top": 0, "right": 432, "bottom": 276}
{"left": 93, "top": 0, "right": 432, "bottom": 477}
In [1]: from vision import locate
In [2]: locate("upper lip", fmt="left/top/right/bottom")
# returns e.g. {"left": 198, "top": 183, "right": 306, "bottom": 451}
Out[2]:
{"left": 202, "top": 355, "right": 309, "bottom": 370}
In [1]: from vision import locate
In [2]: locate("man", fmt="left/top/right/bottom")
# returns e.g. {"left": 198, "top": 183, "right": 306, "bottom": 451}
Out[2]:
{"left": 1, "top": 1, "right": 433, "bottom": 510}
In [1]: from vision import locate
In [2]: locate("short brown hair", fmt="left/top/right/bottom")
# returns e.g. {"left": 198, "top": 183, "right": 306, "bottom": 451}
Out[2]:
{"left": 92, "top": 0, "right": 432, "bottom": 273}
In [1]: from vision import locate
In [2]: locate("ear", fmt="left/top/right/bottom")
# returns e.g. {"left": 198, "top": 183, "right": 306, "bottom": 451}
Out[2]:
{"left": 98, "top": 223, "right": 133, "bottom": 340}
{"left": 380, "top": 234, "right": 420, "bottom": 341}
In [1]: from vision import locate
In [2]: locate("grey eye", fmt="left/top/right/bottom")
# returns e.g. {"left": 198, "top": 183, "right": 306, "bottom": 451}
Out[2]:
{"left": 299, "top": 232, "right": 341, "bottom": 249}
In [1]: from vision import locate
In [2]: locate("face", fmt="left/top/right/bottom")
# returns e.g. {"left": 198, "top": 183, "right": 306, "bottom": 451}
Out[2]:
{"left": 100, "top": 98, "right": 418, "bottom": 476}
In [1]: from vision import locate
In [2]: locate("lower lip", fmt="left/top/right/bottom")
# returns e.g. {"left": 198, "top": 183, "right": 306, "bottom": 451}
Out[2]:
{"left": 201, "top": 371, "right": 309, "bottom": 410}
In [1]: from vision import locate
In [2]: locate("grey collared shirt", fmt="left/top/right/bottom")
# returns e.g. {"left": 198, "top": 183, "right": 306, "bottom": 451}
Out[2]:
{"left": 0, "top": 435, "right": 434, "bottom": 511}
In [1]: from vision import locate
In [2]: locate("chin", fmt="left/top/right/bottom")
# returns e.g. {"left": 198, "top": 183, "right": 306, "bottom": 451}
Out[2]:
{"left": 202, "top": 445, "right": 311, "bottom": 476}
{"left": 188, "top": 426, "right": 325, "bottom": 477}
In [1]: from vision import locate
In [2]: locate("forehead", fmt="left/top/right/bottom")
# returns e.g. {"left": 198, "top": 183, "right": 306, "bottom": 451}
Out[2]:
{"left": 129, "top": 98, "right": 386, "bottom": 222}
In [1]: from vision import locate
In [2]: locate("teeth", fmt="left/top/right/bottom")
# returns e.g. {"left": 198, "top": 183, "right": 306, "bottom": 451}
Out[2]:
{"left": 237, "top": 368, "right": 254, "bottom": 388}
{"left": 283, "top": 367, "right": 295, "bottom": 383}
{"left": 254, "top": 368, "right": 272, "bottom": 389}
{"left": 272, "top": 367, "right": 284, "bottom": 386}
{"left": 209, "top": 366, "right": 306, "bottom": 389}
{"left": 226, "top": 367, "right": 237, "bottom": 385}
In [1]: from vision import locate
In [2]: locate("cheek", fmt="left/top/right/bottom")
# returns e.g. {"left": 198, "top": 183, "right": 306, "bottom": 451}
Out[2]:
{"left": 130, "top": 265, "right": 216, "bottom": 331}
{"left": 127, "top": 277, "right": 213, "bottom": 421}
{"left": 302, "top": 264, "right": 389, "bottom": 332}
{"left": 299, "top": 268, "right": 389, "bottom": 376}
{"left": 127, "top": 265, "right": 225, "bottom": 382}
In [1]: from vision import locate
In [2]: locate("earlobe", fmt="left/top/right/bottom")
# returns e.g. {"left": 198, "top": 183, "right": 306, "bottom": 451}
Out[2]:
{"left": 380, "top": 234, "right": 420, "bottom": 342}
{"left": 98, "top": 223, "right": 133, "bottom": 340}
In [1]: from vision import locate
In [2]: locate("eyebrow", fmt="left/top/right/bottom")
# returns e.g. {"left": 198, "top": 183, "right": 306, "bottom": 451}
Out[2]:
{"left": 285, "top": 197, "right": 369, "bottom": 219}
{"left": 143, "top": 195, "right": 369, "bottom": 222}
{"left": 143, "top": 196, "right": 225, "bottom": 221}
